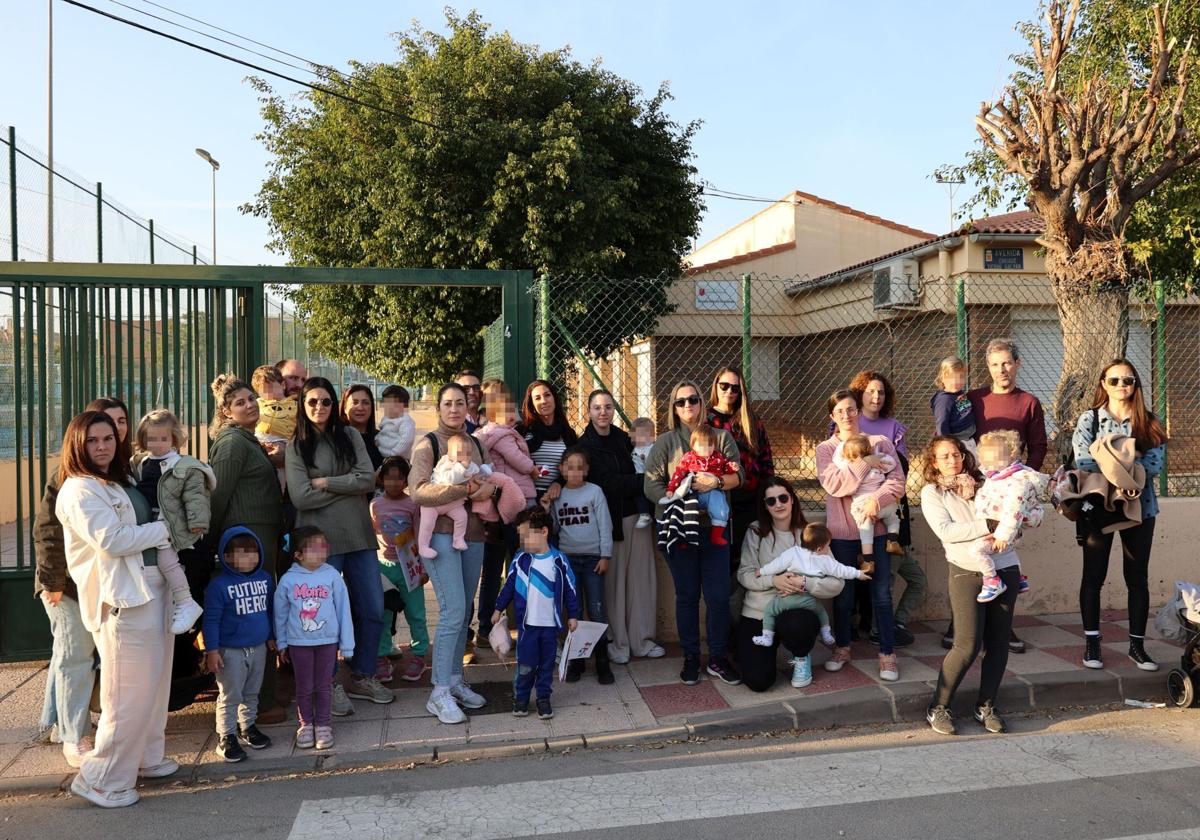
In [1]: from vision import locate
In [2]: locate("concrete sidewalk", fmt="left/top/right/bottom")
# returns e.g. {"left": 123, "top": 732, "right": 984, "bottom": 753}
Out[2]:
{"left": 0, "top": 609, "right": 1182, "bottom": 794}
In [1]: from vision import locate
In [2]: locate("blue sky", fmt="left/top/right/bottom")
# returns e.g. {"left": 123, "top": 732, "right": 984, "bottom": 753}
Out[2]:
{"left": 2, "top": 1, "right": 1032, "bottom": 267}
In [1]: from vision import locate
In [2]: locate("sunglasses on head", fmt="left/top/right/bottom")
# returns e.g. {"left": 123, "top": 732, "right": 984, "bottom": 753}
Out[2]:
{"left": 306, "top": 397, "right": 333, "bottom": 408}
{"left": 764, "top": 493, "right": 790, "bottom": 506}
{"left": 673, "top": 395, "right": 701, "bottom": 408}
{"left": 1105, "top": 376, "right": 1136, "bottom": 387}
{"left": 717, "top": 381, "right": 741, "bottom": 394}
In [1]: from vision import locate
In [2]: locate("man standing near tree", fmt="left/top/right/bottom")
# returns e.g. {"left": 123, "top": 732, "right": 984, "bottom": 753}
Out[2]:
{"left": 944, "top": 337, "right": 1046, "bottom": 654}
{"left": 277, "top": 359, "right": 309, "bottom": 399}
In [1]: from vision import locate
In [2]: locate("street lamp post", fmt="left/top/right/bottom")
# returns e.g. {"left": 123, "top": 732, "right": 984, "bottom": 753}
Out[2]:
{"left": 194, "top": 148, "right": 219, "bottom": 264}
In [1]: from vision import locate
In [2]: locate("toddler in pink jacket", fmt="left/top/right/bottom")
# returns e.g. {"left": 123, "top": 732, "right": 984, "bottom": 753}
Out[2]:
{"left": 971, "top": 429, "right": 1046, "bottom": 602}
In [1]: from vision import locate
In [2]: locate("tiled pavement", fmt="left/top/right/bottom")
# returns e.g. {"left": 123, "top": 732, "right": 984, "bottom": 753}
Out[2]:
{"left": 0, "top": 609, "right": 1186, "bottom": 787}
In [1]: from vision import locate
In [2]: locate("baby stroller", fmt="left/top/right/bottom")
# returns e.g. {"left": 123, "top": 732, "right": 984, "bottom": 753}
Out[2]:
{"left": 1159, "top": 581, "right": 1200, "bottom": 708}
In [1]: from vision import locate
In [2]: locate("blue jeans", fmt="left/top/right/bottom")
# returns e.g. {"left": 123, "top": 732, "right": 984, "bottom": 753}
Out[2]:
{"left": 423, "top": 534, "right": 484, "bottom": 687}
{"left": 697, "top": 489, "right": 730, "bottom": 527}
{"left": 326, "top": 548, "right": 385, "bottom": 678}
{"left": 664, "top": 529, "right": 730, "bottom": 658}
{"left": 570, "top": 555, "right": 608, "bottom": 625}
{"left": 514, "top": 625, "right": 558, "bottom": 701}
{"left": 39, "top": 596, "right": 96, "bottom": 745}
{"left": 831, "top": 536, "right": 895, "bottom": 654}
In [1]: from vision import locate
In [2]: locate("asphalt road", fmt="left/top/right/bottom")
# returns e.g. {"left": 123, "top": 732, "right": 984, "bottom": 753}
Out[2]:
{"left": 3, "top": 707, "right": 1199, "bottom": 840}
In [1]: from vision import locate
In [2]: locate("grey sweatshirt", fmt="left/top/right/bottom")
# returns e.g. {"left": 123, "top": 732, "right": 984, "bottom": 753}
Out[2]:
{"left": 548, "top": 482, "right": 613, "bottom": 558}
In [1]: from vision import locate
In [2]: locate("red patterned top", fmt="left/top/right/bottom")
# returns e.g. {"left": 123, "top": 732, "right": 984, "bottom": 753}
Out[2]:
{"left": 707, "top": 408, "right": 775, "bottom": 496}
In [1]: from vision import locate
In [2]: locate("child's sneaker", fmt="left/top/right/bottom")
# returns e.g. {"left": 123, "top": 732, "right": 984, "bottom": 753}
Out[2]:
{"left": 169, "top": 598, "right": 203, "bottom": 635}
{"left": 295, "top": 725, "right": 314, "bottom": 749}
{"left": 314, "top": 726, "right": 334, "bottom": 750}
{"left": 512, "top": 697, "right": 530, "bottom": 717}
{"left": 216, "top": 734, "right": 246, "bottom": 763}
{"left": 237, "top": 725, "right": 272, "bottom": 750}
{"left": 401, "top": 655, "right": 426, "bottom": 682}
{"left": 375, "top": 656, "right": 394, "bottom": 682}
{"left": 635, "top": 513, "right": 652, "bottom": 529}
{"left": 977, "top": 576, "right": 1007, "bottom": 603}
{"left": 710, "top": 525, "right": 728, "bottom": 546}
{"left": 1018, "top": 575, "right": 1030, "bottom": 595}
{"left": 790, "top": 655, "right": 813, "bottom": 688}
{"left": 536, "top": 697, "right": 554, "bottom": 719}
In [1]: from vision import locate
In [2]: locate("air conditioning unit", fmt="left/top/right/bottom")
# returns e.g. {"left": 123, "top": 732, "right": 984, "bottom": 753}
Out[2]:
{"left": 872, "top": 259, "right": 920, "bottom": 309}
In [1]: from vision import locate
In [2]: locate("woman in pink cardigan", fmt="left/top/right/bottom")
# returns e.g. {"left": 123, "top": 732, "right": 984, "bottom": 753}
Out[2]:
{"left": 816, "top": 389, "right": 905, "bottom": 682}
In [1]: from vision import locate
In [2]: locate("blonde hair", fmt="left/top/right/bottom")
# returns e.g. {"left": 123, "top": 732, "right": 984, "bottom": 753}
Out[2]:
{"left": 480, "top": 378, "right": 512, "bottom": 419}
{"left": 978, "top": 429, "right": 1022, "bottom": 460}
{"left": 251, "top": 364, "right": 283, "bottom": 394}
{"left": 841, "top": 432, "right": 872, "bottom": 460}
{"left": 935, "top": 356, "right": 967, "bottom": 390}
{"left": 135, "top": 408, "right": 187, "bottom": 454}
{"left": 689, "top": 424, "right": 717, "bottom": 449}
{"left": 667, "top": 380, "right": 705, "bottom": 431}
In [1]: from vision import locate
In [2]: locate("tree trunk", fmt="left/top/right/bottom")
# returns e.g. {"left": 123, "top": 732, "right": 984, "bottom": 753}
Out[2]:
{"left": 1048, "top": 262, "right": 1130, "bottom": 462}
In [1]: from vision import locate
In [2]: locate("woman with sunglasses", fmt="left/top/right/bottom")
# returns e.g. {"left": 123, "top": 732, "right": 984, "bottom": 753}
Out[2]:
{"left": 817, "top": 389, "right": 905, "bottom": 682}
{"left": 286, "top": 377, "right": 394, "bottom": 710}
{"left": 1071, "top": 359, "right": 1167, "bottom": 671}
{"left": 708, "top": 367, "right": 774, "bottom": 578}
{"left": 736, "top": 478, "right": 845, "bottom": 691}
{"left": 644, "top": 381, "right": 743, "bottom": 686}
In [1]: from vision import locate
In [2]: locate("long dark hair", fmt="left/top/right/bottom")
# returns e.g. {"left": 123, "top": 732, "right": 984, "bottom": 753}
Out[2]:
{"left": 1090, "top": 358, "right": 1168, "bottom": 450}
{"left": 85, "top": 395, "right": 133, "bottom": 467}
{"left": 521, "top": 379, "right": 571, "bottom": 435}
{"left": 920, "top": 435, "right": 982, "bottom": 485}
{"left": 60, "top": 410, "right": 129, "bottom": 483}
{"left": 294, "top": 377, "right": 357, "bottom": 470}
{"left": 752, "top": 476, "right": 807, "bottom": 549}
{"left": 340, "top": 383, "right": 376, "bottom": 432}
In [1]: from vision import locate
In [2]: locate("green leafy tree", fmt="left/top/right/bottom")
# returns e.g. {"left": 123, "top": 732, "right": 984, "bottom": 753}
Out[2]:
{"left": 936, "top": 0, "right": 1200, "bottom": 446}
{"left": 244, "top": 11, "right": 702, "bottom": 383}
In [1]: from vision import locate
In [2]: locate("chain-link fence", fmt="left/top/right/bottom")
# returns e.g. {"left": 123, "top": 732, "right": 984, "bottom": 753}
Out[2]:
{"left": 535, "top": 271, "right": 1196, "bottom": 506}
{"left": 1, "top": 126, "right": 211, "bottom": 265}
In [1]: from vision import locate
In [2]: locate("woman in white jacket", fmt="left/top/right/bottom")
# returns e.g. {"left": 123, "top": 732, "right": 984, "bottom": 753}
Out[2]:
{"left": 56, "top": 410, "right": 175, "bottom": 808}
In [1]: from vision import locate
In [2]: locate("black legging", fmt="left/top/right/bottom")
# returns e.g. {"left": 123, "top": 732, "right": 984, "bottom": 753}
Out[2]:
{"left": 737, "top": 609, "right": 820, "bottom": 692}
{"left": 1080, "top": 516, "right": 1155, "bottom": 636}
{"left": 933, "top": 564, "right": 1019, "bottom": 709}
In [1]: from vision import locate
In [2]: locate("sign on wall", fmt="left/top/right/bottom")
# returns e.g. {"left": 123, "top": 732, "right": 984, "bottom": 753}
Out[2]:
{"left": 695, "top": 279, "right": 739, "bottom": 310}
{"left": 984, "top": 247, "right": 1024, "bottom": 270}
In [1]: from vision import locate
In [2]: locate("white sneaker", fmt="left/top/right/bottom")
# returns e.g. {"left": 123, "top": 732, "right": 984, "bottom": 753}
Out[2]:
{"left": 314, "top": 726, "right": 334, "bottom": 750}
{"left": 450, "top": 680, "right": 486, "bottom": 709}
{"left": 138, "top": 759, "right": 179, "bottom": 778}
{"left": 426, "top": 689, "right": 467, "bottom": 724}
{"left": 170, "top": 599, "right": 204, "bottom": 635}
{"left": 70, "top": 774, "right": 139, "bottom": 808}
{"left": 607, "top": 643, "right": 631, "bottom": 665}
{"left": 635, "top": 513, "right": 652, "bottom": 529}
{"left": 62, "top": 740, "right": 91, "bottom": 768}
{"left": 331, "top": 683, "right": 354, "bottom": 716}
{"left": 642, "top": 643, "right": 666, "bottom": 659}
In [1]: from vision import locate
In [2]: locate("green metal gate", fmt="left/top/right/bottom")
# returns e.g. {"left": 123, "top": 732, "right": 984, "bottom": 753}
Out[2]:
{"left": 0, "top": 263, "right": 534, "bottom": 661}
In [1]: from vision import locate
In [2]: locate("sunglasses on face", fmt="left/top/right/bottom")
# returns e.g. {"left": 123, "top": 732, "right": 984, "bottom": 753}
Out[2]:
{"left": 461, "top": 384, "right": 482, "bottom": 391}
{"left": 717, "top": 382, "right": 741, "bottom": 394}
{"left": 306, "top": 398, "right": 333, "bottom": 408}
{"left": 1105, "top": 376, "right": 1136, "bottom": 387}
{"left": 764, "top": 493, "right": 790, "bottom": 506}
{"left": 673, "top": 395, "right": 701, "bottom": 408}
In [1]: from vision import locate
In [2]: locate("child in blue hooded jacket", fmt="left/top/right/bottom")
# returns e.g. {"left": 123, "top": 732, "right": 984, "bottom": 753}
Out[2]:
{"left": 203, "top": 526, "right": 275, "bottom": 763}
{"left": 274, "top": 526, "right": 354, "bottom": 750}
{"left": 492, "top": 507, "right": 580, "bottom": 720}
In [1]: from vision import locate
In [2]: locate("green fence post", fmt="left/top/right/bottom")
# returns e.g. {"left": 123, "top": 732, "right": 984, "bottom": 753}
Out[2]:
{"left": 741, "top": 273, "right": 752, "bottom": 393}
{"left": 1155, "top": 276, "right": 1168, "bottom": 497}
{"left": 95, "top": 182, "right": 103, "bottom": 263}
{"left": 7, "top": 126, "right": 16, "bottom": 260}
{"left": 502, "top": 271, "right": 536, "bottom": 401}
{"left": 149, "top": 218, "right": 155, "bottom": 264}
{"left": 536, "top": 274, "right": 550, "bottom": 380}
{"left": 956, "top": 275, "right": 968, "bottom": 364}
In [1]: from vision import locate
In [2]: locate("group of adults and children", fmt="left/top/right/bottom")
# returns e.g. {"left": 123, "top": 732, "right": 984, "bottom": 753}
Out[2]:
{"left": 33, "top": 338, "right": 1168, "bottom": 807}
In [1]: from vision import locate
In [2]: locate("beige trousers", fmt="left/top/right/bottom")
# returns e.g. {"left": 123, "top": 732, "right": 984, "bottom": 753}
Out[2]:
{"left": 80, "top": 566, "right": 173, "bottom": 793}
{"left": 604, "top": 515, "right": 659, "bottom": 659}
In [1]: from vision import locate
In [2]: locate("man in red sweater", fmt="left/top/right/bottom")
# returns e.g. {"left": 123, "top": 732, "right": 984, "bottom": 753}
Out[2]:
{"left": 967, "top": 339, "right": 1047, "bottom": 471}
{"left": 943, "top": 338, "right": 1047, "bottom": 654}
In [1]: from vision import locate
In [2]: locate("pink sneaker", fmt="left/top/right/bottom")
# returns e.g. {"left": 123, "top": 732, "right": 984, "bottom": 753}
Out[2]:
{"left": 375, "top": 656, "right": 394, "bottom": 682}
{"left": 401, "top": 655, "right": 426, "bottom": 682}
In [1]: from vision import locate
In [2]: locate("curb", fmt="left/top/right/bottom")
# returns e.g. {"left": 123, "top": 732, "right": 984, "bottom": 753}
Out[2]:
{"left": 0, "top": 665, "right": 1172, "bottom": 797}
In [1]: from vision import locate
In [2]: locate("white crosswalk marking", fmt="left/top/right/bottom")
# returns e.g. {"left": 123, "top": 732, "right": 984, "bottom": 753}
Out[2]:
{"left": 288, "top": 729, "right": 1200, "bottom": 840}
